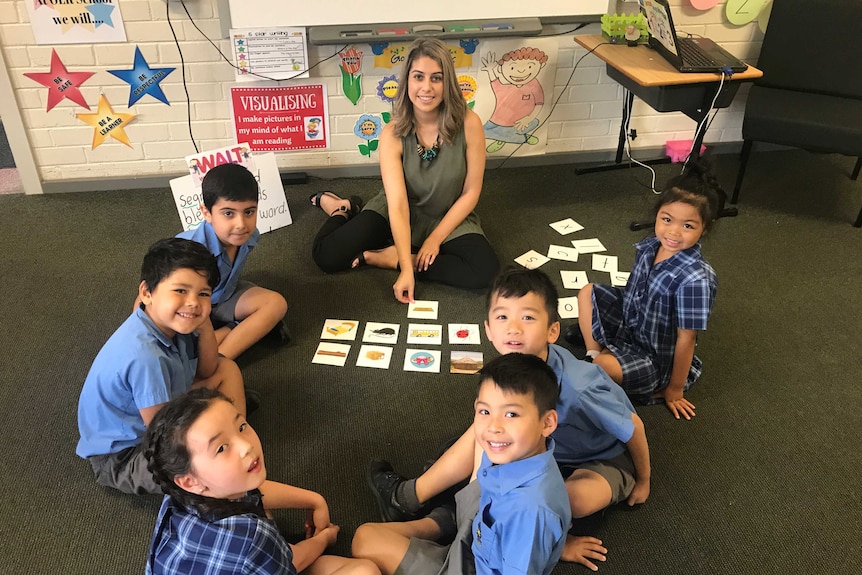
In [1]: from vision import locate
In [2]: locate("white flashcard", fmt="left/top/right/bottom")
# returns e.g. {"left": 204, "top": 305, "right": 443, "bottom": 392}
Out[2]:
{"left": 514, "top": 250, "right": 550, "bottom": 270}
{"left": 406, "top": 324, "right": 443, "bottom": 346}
{"left": 320, "top": 319, "right": 359, "bottom": 341}
{"left": 558, "top": 296, "right": 579, "bottom": 319}
{"left": 571, "top": 238, "right": 606, "bottom": 254}
{"left": 403, "top": 349, "right": 441, "bottom": 373}
{"left": 363, "top": 322, "right": 400, "bottom": 344}
{"left": 592, "top": 254, "right": 619, "bottom": 274}
{"left": 547, "top": 245, "right": 579, "bottom": 262}
{"left": 356, "top": 345, "right": 393, "bottom": 369}
{"left": 560, "top": 270, "right": 589, "bottom": 290}
{"left": 611, "top": 272, "right": 631, "bottom": 287}
{"left": 450, "top": 351, "right": 484, "bottom": 374}
{"left": 408, "top": 300, "right": 439, "bottom": 320}
{"left": 448, "top": 323, "right": 482, "bottom": 345}
{"left": 549, "top": 218, "right": 584, "bottom": 235}
{"left": 312, "top": 342, "right": 350, "bottom": 366}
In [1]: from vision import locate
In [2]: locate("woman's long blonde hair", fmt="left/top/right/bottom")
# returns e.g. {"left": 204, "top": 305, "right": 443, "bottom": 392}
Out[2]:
{"left": 391, "top": 37, "right": 467, "bottom": 144}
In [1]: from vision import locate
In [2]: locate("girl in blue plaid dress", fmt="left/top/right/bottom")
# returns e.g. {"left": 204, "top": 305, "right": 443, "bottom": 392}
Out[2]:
{"left": 143, "top": 388, "right": 380, "bottom": 575}
{"left": 574, "top": 162, "right": 725, "bottom": 421}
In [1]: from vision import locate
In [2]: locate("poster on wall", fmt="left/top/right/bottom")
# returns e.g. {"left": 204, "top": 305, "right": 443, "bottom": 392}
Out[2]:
{"left": 26, "top": 0, "right": 126, "bottom": 45}
{"left": 170, "top": 152, "right": 292, "bottom": 234}
{"left": 230, "top": 85, "right": 329, "bottom": 152}
{"left": 230, "top": 27, "right": 310, "bottom": 82}
{"left": 471, "top": 38, "right": 558, "bottom": 158}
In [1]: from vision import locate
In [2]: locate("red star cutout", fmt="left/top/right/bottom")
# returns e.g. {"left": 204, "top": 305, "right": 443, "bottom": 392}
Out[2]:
{"left": 24, "top": 49, "right": 94, "bottom": 112}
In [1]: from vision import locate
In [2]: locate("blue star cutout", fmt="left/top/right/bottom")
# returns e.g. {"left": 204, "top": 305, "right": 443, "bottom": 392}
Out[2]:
{"left": 107, "top": 46, "right": 176, "bottom": 106}
{"left": 87, "top": 4, "right": 115, "bottom": 28}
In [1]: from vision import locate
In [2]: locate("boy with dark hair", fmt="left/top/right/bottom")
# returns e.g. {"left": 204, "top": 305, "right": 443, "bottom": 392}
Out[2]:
{"left": 369, "top": 266, "right": 651, "bottom": 571}
{"left": 177, "top": 162, "right": 288, "bottom": 360}
{"left": 77, "top": 238, "right": 248, "bottom": 495}
{"left": 353, "top": 353, "right": 571, "bottom": 575}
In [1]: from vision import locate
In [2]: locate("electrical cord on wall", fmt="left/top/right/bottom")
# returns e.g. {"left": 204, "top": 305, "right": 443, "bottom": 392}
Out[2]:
{"left": 166, "top": 0, "right": 347, "bottom": 153}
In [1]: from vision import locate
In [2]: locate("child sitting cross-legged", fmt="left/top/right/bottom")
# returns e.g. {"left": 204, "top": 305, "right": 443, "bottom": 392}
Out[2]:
{"left": 352, "top": 353, "right": 571, "bottom": 575}
{"left": 143, "top": 387, "right": 380, "bottom": 575}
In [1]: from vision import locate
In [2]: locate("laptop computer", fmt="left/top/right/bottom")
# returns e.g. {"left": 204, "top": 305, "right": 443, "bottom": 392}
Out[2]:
{"left": 640, "top": 0, "right": 749, "bottom": 73}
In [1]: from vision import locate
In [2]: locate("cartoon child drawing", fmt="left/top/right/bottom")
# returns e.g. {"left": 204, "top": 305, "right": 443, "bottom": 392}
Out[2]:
{"left": 481, "top": 47, "right": 548, "bottom": 153}
{"left": 188, "top": 158, "right": 200, "bottom": 175}
{"left": 306, "top": 117, "right": 321, "bottom": 139}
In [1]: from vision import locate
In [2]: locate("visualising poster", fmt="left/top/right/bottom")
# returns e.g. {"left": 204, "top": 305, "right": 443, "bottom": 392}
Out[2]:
{"left": 230, "top": 85, "right": 329, "bottom": 152}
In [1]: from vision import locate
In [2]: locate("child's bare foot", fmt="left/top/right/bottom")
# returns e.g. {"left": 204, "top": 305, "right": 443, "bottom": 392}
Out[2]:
{"left": 310, "top": 191, "right": 352, "bottom": 217}
{"left": 561, "top": 535, "right": 607, "bottom": 571}
{"left": 353, "top": 246, "right": 399, "bottom": 270}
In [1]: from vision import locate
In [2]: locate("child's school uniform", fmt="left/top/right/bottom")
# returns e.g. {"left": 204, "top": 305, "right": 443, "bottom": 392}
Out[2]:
{"left": 394, "top": 440, "right": 570, "bottom": 575}
{"left": 146, "top": 489, "right": 296, "bottom": 575}
{"left": 472, "top": 441, "right": 571, "bottom": 575}
{"left": 177, "top": 222, "right": 260, "bottom": 322}
{"left": 590, "top": 236, "right": 717, "bottom": 404}
{"left": 76, "top": 307, "right": 198, "bottom": 494}
{"left": 546, "top": 344, "right": 636, "bottom": 466}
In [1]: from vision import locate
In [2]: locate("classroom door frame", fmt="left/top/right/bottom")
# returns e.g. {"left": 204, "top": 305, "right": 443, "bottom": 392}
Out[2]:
{"left": 0, "top": 43, "right": 43, "bottom": 195}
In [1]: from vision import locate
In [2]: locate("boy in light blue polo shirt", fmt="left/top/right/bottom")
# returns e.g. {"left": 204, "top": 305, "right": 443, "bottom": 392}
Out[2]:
{"left": 76, "top": 238, "right": 248, "bottom": 495}
{"left": 353, "top": 353, "right": 571, "bottom": 575}
{"left": 177, "top": 163, "right": 288, "bottom": 360}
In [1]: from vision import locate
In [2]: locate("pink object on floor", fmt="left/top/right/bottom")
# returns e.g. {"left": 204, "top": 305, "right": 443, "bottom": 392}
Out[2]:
{"left": 0, "top": 168, "right": 23, "bottom": 194}
{"left": 665, "top": 140, "right": 706, "bottom": 163}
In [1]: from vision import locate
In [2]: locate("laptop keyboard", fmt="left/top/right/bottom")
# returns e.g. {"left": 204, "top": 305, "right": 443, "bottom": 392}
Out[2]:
{"left": 678, "top": 40, "right": 717, "bottom": 67}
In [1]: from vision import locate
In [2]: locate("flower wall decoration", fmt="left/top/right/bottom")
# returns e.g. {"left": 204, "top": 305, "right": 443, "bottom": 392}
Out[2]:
{"left": 339, "top": 47, "right": 363, "bottom": 105}
{"left": 458, "top": 75, "right": 478, "bottom": 109}
{"left": 353, "top": 114, "right": 383, "bottom": 157}
{"left": 376, "top": 75, "right": 398, "bottom": 103}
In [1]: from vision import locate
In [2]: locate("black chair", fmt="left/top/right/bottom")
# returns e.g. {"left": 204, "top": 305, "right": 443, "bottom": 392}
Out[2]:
{"left": 732, "top": 0, "right": 862, "bottom": 227}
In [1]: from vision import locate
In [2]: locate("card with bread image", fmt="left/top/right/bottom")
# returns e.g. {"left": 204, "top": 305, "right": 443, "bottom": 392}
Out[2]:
{"left": 320, "top": 318, "right": 360, "bottom": 340}
{"left": 356, "top": 344, "right": 393, "bottom": 369}
{"left": 362, "top": 321, "right": 400, "bottom": 344}
{"left": 312, "top": 342, "right": 351, "bottom": 366}
{"left": 407, "top": 300, "right": 439, "bottom": 320}
{"left": 450, "top": 351, "right": 484, "bottom": 374}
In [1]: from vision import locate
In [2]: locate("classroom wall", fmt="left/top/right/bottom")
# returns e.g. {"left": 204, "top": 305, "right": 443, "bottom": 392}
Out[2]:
{"left": 0, "top": 1, "right": 764, "bottom": 193}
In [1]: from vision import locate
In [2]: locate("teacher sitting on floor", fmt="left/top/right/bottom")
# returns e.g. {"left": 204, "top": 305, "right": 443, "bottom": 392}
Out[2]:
{"left": 310, "top": 37, "right": 500, "bottom": 303}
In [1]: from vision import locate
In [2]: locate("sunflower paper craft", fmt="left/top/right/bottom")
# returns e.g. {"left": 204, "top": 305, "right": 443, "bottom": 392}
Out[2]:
{"left": 354, "top": 114, "right": 383, "bottom": 157}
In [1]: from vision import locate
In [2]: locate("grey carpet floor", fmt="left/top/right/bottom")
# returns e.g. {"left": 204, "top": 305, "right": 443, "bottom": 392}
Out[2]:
{"left": 0, "top": 150, "right": 860, "bottom": 575}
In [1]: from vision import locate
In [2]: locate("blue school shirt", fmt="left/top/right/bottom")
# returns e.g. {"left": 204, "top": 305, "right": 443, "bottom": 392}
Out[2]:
{"left": 472, "top": 440, "right": 571, "bottom": 575}
{"left": 546, "top": 344, "right": 636, "bottom": 465}
{"left": 146, "top": 490, "right": 296, "bottom": 575}
{"left": 75, "top": 308, "right": 198, "bottom": 458}
{"left": 178, "top": 221, "right": 259, "bottom": 305}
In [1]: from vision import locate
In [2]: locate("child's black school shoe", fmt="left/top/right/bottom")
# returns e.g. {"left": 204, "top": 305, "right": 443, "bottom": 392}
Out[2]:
{"left": 264, "top": 320, "right": 292, "bottom": 347}
{"left": 244, "top": 387, "right": 262, "bottom": 415}
{"left": 563, "top": 324, "right": 585, "bottom": 347}
{"left": 367, "top": 460, "right": 427, "bottom": 522}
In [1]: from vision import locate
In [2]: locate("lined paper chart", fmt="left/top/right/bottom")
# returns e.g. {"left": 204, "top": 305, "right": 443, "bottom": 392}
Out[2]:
{"left": 231, "top": 27, "right": 310, "bottom": 81}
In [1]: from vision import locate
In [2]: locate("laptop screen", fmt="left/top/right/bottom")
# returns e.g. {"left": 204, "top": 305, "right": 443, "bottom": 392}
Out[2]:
{"left": 640, "top": 0, "right": 679, "bottom": 58}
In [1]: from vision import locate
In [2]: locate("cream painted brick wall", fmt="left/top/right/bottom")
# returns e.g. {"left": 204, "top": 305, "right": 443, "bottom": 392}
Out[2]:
{"left": 0, "top": 0, "right": 763, "bottom": 184}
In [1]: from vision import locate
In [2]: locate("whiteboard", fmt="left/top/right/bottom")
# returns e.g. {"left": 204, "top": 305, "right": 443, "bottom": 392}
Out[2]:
{"left": 227, "top": 0, "right": 611, "bottom": 28}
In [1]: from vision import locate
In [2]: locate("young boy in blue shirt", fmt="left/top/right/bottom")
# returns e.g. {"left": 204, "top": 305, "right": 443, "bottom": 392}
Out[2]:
{"left": 369, "top": 267, "right": 651, "bottom": 572}
{"left": 177, "top": 162, "right": 288, "bottom": 360}
{"left": 353, "top": 353, "right": 572, "bottom": 575}
{"left": 77, "top": 238, "right": 248, "bottom": 495}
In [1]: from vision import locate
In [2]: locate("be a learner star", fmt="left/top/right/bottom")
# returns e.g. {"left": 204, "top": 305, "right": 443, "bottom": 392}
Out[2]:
{"left": 77, "top": 95, "right": 137, "bottom": 149}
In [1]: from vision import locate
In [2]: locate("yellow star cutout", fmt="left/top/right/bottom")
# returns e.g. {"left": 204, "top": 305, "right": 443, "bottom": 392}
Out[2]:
{"left": 52, "top": 4, "right": 96, "bottom": 34}
{"left": 76, "top": 95, "right": 137, "bottom": 149}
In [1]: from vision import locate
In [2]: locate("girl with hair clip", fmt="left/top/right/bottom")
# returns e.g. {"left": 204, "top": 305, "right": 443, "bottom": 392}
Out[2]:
{"left": 143, "top": 388, "right": 379, "bottom": 575}
{"left": 310, "top": 37, "right": 499, "bottom": 303}
{"left": 572, "top": 160, "right": 726, "bottom": 421}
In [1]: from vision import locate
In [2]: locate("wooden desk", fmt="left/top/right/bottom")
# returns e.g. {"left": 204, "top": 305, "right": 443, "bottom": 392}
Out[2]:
{"left": 574, "top": 34, "right": 762, "bottom": 169}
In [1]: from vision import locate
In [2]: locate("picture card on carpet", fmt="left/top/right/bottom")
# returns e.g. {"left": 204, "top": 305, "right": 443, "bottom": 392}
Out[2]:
{"left": 408, "top": 300, "right": 439, "bottom": 320}
{"left": 450, "top": 351, "right": 484, "bottom": 374}
{"left": 312, "top": 342, "right": 350, "bottom": 366}
{"left": 403, "top": 349, "right": 441, "bottom": 373}
{"left": 363, "top": 322, "right": 400, "bottom": 344}
{"left": 448, "top": 323, "right": 481, "bottom": 345}
{"left": 407, "top": 324, "right": 442, "bottom": 346}
{"left": 356, "top": 345, "right": 393, "bottom": 369}
{"left": 320, "top": 319, "right": 359, "bottom": 340}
